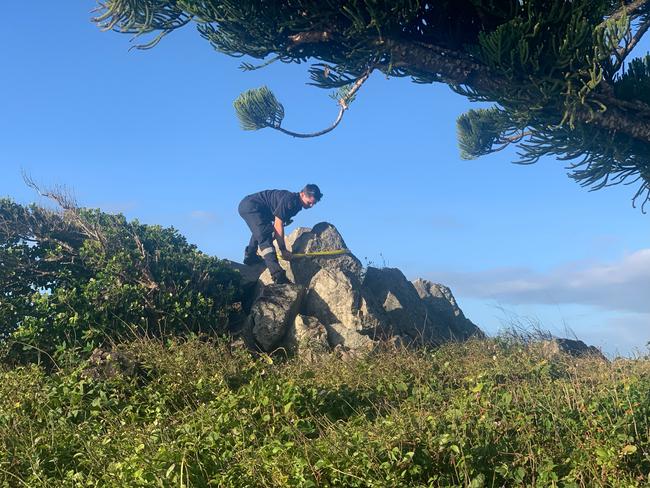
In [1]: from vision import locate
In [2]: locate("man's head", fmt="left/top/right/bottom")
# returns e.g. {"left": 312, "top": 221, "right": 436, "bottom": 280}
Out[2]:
{"left": 299, "top": 183, "right": 322, "bottom": 209}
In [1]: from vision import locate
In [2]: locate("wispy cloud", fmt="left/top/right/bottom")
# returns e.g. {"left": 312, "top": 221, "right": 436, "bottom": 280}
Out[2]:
{"left": 430, "top": 249, "right": 650, "bottom": 314}
{"left": 586, "top": 313, "right": 650, "bottom": 356}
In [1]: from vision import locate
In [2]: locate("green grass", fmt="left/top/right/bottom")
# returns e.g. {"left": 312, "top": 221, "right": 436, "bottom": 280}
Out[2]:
{"left": 1, "top": 336, "right": 649, "bottom": 487}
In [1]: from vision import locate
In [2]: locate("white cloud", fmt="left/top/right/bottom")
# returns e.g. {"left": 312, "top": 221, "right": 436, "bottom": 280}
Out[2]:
{"left": 430, "top": 249, "right": 650, "bottom": 314}
{"left": 585, "top": 312, "right": 650, "bottom": 357}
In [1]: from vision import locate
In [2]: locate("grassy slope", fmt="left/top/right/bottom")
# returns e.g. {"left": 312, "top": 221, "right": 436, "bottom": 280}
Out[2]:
{"left": 1, "top": 337, "right": 649, "bottom": 487}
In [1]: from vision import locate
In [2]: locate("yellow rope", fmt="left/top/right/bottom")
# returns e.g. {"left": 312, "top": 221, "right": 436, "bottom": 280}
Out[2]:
{"left": 278, "top": 249, "right": 349, "bottom": 260}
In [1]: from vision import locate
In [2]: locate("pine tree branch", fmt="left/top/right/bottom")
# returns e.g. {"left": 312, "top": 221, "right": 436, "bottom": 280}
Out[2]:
{"left": 274, "top": 110, "right": 345, "bottom": 138}
{"left": 272, "top": 68, "right": 372, "bottom": 138}
{"left": 494, "top": 131, "right": 533, "bottom": 154}
{"left": 599, "top": 0, "right": 650, "bottom": 26}
{"left": 380, "top": 39, "right": 503, "bottom": 92}
{"left": 593, "top": 92, "right": 650, "bottom": 122}
{"left": 288, "top": 31, "right": 334, "bottom": 44}
{"left": 612, "top": 17, "right": 650, "bottom": 71}
{"left": 574, "top": 99, "right": 650, "bottom": 141}
{"left": 94, "top": 1, "right": 650, "bottom": 208}
{"left": 380, "top": 37, "right": 650, "bottom": 144}
{"left": 285, "top": 29, "right": 650, "bottom": 144}
{"left": 97, "top": 3, "right": 650, "bottom": 146}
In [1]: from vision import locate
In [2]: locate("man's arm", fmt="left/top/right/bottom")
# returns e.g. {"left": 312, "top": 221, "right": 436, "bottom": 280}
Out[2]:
{"left": 273, "top": 216, "right": 285, "bottom": 248}
{"left": 274, "top": 216, "right": 292, "bottom": 259}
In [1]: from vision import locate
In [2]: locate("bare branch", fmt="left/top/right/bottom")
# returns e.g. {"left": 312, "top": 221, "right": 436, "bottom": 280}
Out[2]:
{"left": 493, "top": 130, "right": 534, "bottom": 155}
{"left": 21, "top": 172, "right": 107, "bottom": 249}
{"left": 133, "top": 231, "right": 159, "bottom": 291}
{"left": 22, "top": 170, "right": 77, "bottom": 211}
{"left": 272, "top": 68, "right": 373, "bottom": 138}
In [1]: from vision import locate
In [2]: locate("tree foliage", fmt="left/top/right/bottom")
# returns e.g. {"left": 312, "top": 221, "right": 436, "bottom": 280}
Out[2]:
{"left": 0, "top": 193, "right": 241, "bottom": 365}
{"left": 94, "top": 0, "right": 650, "bottom": 209}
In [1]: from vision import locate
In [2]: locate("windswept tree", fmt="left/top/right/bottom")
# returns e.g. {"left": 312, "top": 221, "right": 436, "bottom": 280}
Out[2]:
{"left": 95, "top": 0, "right": 650, "bottom": 209}
{"left": 0, "top": 180, "right": 241, "bottom": 365}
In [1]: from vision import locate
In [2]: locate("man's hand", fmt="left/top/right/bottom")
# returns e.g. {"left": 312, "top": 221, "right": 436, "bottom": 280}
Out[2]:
{"left": 273, "top": 216, "right": 288, "bottom": 254}
{"left": 280, "top": 249, "right": 293, "bottom": 261}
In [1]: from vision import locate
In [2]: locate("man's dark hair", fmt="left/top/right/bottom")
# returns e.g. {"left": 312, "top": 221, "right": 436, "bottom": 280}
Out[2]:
{"left": 302, "top": 183, "right": 323, "bottom": 201}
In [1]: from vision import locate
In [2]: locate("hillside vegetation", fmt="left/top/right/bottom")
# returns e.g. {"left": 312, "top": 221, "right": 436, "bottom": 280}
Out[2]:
{"left": 1, "top": 335, "right": 649, "bottom": 487}
{"left": 2, "top": 198, "right": 649, "bottom": 486}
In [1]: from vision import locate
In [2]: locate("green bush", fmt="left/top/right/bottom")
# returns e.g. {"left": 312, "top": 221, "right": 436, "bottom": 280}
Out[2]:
{"left": 0, "top": 198, "right": 241, "bottom": 365}
{"left": 1, "top": 336, "right": 649, "bottom": 487}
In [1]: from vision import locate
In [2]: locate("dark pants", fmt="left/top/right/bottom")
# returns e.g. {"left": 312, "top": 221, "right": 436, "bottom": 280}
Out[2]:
{"left": 238, "top": 197, "right": 283, "bottom": 276}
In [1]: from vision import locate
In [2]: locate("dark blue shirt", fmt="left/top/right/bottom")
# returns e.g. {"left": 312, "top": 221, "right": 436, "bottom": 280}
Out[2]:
{"left": 245, "top": 190, "right": 303, "bottom": 223}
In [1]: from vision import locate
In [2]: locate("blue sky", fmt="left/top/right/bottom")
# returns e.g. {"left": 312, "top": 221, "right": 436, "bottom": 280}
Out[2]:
{"left": 2, "top": 3, "right": 648, "bottom": 357}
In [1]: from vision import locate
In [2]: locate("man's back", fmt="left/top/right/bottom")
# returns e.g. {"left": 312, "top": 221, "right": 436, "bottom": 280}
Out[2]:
{"left": 244, "top": 189, "right": 301, "bottom": 222}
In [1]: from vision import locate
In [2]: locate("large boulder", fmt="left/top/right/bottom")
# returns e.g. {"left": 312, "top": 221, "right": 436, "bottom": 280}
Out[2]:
{"left": 250, "top": 283, "right": 305, "bottom": 351}
{"left": 303, "top": 267, "right": 388, "bottom": 349}
{"left": 258, "top": 222, "right": 360, "bottom": 286}
{"left": 536, "top": 338, "right": 608, "bottom": 361}
{"left": 326, "top": 322, "right": 376, "bottom": 351}
{"left": 288, "top": 222, "right": 363, "bottom": 285}
{"left": 412, "top": 279, "right": 484, "bottom": 341}
{"left": 363, "top": 267, "right": 447, "bottom": 344}
{"left": 284, "top": 226, "right": 312, "bottom": 251}
{"left": 223, "top": 259, "right": 265, "bottom": 314}
{"left": 286, "top": 314, "right": 330, "bottom": 360}
{"left": 82, "top": 347, "right": 141, "bottom": 381}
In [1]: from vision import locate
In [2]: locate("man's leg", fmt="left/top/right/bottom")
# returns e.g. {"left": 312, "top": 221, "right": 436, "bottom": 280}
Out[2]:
{"left": 245, "top": 233, "right": 258, "bottom": 257}
{"left": 238, "top": 202, "right": 289, "bottom": 283}
{"left": 256, "top": 232, "right": 289, "bottom": 284}
{"left": 243, "top": 233, "right": 263, "bottom": 265}
{"left": 239, "top": 198, "right": 264, "bottom": 265}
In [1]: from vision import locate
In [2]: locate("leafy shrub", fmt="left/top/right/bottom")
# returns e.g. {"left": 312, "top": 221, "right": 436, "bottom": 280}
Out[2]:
{"left": 1, "top": 336, "right": 649, "bottom": 487}
{"left": 0, "top": 197, "right": 241, "bottom": 365}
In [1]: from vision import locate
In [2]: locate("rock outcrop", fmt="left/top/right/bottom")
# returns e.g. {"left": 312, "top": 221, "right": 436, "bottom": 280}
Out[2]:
{"left": 287, "top": 314, "right": 330, "bottom": 361}
{"left": 82, "top": 348, "right": 142, "bottom": 380}
{"left": 231, "top": 222, "right": 483, "bottom": 357}
{"left": 364, "top": 267, "right": 484, "bottom": 344}
{"left": 412, "top": 279, "right": 484, "bottom": 342}
{"left": 537, "top": 338, "right": 608, "bottom": 361}
{"left": 249, "top": 284, "right": 305, "bottom": 352}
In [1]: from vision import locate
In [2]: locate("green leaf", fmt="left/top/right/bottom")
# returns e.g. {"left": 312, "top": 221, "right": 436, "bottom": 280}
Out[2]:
{"left": 471, "top": 382, "right": 484, "bottom": 393}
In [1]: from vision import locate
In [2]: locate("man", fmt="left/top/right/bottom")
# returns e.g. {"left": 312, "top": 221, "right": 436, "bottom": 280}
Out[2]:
{"left": 238, "top": 184, "right": 322, "bottom": 284}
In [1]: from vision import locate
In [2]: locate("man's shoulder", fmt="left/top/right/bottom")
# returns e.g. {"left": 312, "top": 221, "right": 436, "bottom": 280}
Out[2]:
{"left": 275, "top": 191, "right": 301, "bottom": 217}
